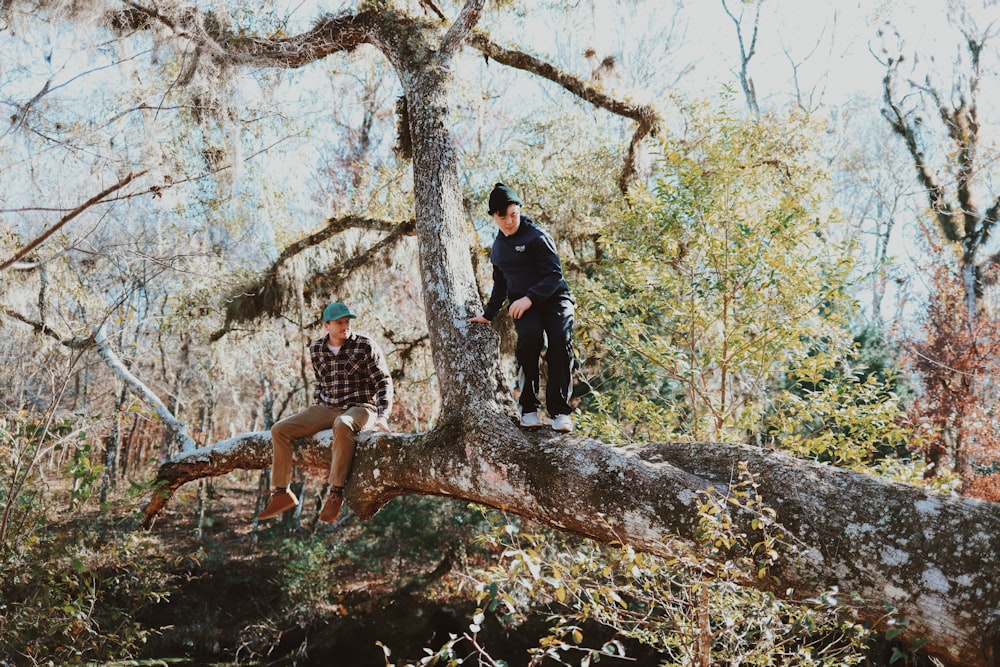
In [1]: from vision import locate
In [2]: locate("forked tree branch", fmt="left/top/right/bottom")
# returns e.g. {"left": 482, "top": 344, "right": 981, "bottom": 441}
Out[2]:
{"left": 881, "top": 62, "right": 959, "bottom": 241}
{"left": 302, "top": 217, "right": 417, "bottom": 303}
{"left": 0, "top": 308, "right": 89, "bottom": 347}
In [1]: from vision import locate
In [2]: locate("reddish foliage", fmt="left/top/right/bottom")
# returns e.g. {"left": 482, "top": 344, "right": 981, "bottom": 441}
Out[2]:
{"left": 905, "top": 244, "right": 1000, "bottom": 500}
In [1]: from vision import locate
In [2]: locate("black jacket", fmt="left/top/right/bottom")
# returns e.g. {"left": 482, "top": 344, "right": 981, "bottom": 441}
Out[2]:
{"left": 483, "top": 215, "right": 572, "bottom": 321}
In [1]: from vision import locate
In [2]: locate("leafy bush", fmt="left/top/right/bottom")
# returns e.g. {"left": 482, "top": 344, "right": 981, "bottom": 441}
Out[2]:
{"left": 404, "top": 466, "right": 872, "bottom": 666}
{"left": 0, "top": 527, "right": 170, "bottom": 664}
{"left": 0, "top": 413, "right": 170, "bottom": 665}
{"left": 577, "top": 102, "right": 858, "bottom": 444}
{"left": 278, "top": 496, "right": 490, "bottom": 625}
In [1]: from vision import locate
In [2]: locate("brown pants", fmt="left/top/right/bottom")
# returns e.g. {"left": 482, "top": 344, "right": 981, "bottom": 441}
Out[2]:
{"left": 269, "top": 404, "right": 375, "bottom": 488}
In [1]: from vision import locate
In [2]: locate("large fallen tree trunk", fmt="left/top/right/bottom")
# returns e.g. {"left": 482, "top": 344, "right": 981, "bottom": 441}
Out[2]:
{"left": 143, "top": 409, "right": 1000, "bottom": 667}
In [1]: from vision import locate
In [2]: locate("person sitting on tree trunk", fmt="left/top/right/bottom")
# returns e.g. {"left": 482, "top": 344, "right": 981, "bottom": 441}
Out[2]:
{"left": 468, "top": 183, "right": 576, "bottom": 434}
{"left": 258, "top": 301, "right": 393, "bottom": 523}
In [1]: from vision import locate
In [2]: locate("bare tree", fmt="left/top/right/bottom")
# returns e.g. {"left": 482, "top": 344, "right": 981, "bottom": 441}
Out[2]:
{"left": 879, "top": 10, "right": 1000, "bottom": 485}
{"left": 721, "top": 0, "right": 762, "bottom": 117}
{"left": 879, "top": 13, "right": 1000, "bottom": 323}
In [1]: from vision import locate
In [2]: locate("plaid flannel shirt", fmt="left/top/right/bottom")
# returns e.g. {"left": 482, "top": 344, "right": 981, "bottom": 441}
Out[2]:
{"left": 310, "top": 332, "right": 393, "bottom": 418}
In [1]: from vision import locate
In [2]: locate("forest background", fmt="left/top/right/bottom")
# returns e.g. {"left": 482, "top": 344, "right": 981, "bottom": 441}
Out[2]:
{"left": 3, "top": 0, "right": 1000, "bottom": 665}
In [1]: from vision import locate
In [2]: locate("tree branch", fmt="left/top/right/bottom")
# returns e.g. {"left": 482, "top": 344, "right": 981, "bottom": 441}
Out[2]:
{"left": 1, "top": 78, "right": 51, "bottom": 140}
{"left": 466, "top": 32, "right": 661, "bottom": 193}
{"left": 1, "top": 311, "right": 195, "bottom": 451}
{"left": 209, "top": 216, "right": 415, "bottom": 341}
{"left": 109, "top": 1, "right": 382, "bottom": 70}
{"left": 302, "top": 217, "right": 417, "bottom": 303}
{"left": 467, "top": 33, "right": 658, "bottom": 128}
{"left": 0, "top": 307, "right": 91, "bottom": 348}
{"left": 94, "top": 325, "right": 197, "bottom": 452}
{"left": 0, "top": 170, "right": 149, "bottom": 272}
{"left": 141, "top": 410, "right": 1000, "bottom": 667}
{"left": 440, "top": 0, "right": 484, "bottom": 57}
{"left": 881, "top": 62, "right": 959, "bottom": 241}
{"left": 722, "top": 0, "right": 761, "bottom": 117}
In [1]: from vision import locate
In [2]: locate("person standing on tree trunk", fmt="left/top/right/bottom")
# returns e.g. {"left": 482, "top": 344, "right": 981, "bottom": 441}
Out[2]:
{"left": 258, "top": 301, "right": 393, "bottom": 523}
{"left": 469, "top": 183, "right": 576, "bottom": 433}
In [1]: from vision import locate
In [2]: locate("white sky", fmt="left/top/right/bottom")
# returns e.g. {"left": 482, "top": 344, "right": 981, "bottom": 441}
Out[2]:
{"left": 611, "top": 0, "right": 977, "bottom": 107}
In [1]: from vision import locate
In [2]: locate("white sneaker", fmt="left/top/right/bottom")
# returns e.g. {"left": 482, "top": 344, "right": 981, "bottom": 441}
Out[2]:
{"left": 519, "top": 411, "right": 542, "bottom": 428}
{"left": 552, "top": 414, "right": 574, "bottom": 433}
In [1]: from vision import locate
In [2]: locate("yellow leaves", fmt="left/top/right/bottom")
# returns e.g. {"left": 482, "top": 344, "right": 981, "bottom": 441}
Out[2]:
{"left": 769, "top": 361, "right": 921, "bottom": 473}
{"left": 579, "top": 106, "right": 859, "bottom": 444}
{"left": 464, "top": 509, "right": 869, "bottom": 665}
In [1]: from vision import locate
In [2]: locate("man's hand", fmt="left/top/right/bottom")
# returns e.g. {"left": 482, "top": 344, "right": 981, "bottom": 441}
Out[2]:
{"left": 508, "top": 296, "right": 532, "bottom": 319}
{"left": 468, "top": 313, "right": 490, "bottom": 324}
{"left": 373, "top": 416, "right": 390, "bottom": 432}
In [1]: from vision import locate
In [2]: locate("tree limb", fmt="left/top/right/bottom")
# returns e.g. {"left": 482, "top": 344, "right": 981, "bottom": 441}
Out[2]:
{"left": 209, "top": 216, "right": 415, "bottom": 341}
{"left": 881, "top": 62, "right": 959, "bottom": 241}
{"left": 440, "top": 0, "right": 484, "bottom": 57}
{"left": 302, "top": 217, "right": 417, "bottom": 304}
{"left": 0, "top": 170, "right": 149, "bottom": 272}
{"left": 722, "top": 0, "right": 761, "bottom": 117}
{"left": 2, "top": 78, "right": 51, "bottom": 140}
{"left": 0, "top": 311, "right": 196, "bottom": 451}
{"left": 0, "top": 307, "right": 91, "bottom": 348}
{"left": 93, "top": 325, "right": 198, "bottom": 452}
{"left": 466, "top": 32, "right": 661, "bottom": 193}
{"left": 142, "top": 412, "right": 1000, "bottom": 667}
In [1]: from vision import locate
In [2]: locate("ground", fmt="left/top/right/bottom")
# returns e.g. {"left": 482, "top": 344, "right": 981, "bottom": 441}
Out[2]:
{"left": 127, "top": 474, "right": 656, "bottom": 666}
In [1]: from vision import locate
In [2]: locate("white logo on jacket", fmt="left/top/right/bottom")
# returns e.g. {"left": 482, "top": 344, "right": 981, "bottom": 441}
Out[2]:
{"left": 515, "top": 245, "right": 526, "bottom": 252}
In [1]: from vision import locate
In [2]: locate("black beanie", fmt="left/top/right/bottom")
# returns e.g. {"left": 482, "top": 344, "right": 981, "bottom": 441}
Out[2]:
{"left": 488, "top": 183, "right": 523, "bottom": 215}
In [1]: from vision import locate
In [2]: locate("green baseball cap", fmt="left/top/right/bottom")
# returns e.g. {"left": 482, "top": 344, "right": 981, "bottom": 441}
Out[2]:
{"left": 322, "top": 301, "right": 357, "bottom": 321}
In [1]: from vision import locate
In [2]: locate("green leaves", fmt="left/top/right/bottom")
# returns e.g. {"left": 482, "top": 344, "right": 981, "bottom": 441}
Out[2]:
{"left": 461, "top": 500, "right": 870, "bottom": 666}
{"left": 768, "top": 365, "right": 918, "bottom": 470}
{"left": 579, "top": 102, "right": 857, "bottom": 444}
{"left": 574, "top": 100, "right": 917, "bottom": 476}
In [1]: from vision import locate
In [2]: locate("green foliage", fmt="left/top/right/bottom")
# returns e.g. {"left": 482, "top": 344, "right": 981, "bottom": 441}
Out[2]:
{"left": 766, "top": 350, "right": 920, "bottom": 470}
{"left": 0, "top": 412, "right": 170, "bottom": 664}
{"left": 426, "top": 465, "right": 871, "bottom": 666}
{"left": 69, "top": 441, "right": 104, "bottom": 510}
{"left": 0, "top": 528, "right": 170, "bottom": 664}
{"left": 279, "top": 496, "right": 490, "bottom": 624}
{"left": 578, "top": 100, "right": 858, "bottom": 443}
{"left": 281, "top": 538, "right": 342, "bottom": 617}
{"left": 0, "top": 414, "right": 47, "bottom": 550}
{"left": 750, "top": 320, "right": 935, "bottom": 480}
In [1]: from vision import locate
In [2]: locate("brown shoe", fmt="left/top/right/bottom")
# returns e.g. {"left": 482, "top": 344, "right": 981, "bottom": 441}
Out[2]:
{"left": 258, "top": 489, "right": 298, "bottom": 520}
{"left": 319, "top": 488, "right": 344, "bottom": 523}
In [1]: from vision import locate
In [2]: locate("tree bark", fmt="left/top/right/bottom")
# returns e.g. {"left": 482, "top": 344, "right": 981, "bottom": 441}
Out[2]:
{"left": 142, "top": 418, "right": 1000, "bottom": 667}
